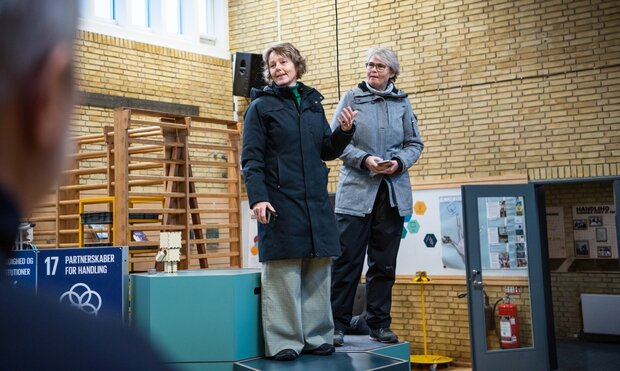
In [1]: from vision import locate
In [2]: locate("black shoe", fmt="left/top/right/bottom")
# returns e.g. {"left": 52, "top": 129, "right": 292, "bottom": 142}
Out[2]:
{"left": 309, "top": 343, "right": 334, "bottom": 356}
{"left": 369, "top": 327, "right": 399, "bottom": 343}
{"left": 333, "top": 330, "right": 345, "bottom": 347}
{"left": 274, "top": 349, "right": 298, "bottom": 361}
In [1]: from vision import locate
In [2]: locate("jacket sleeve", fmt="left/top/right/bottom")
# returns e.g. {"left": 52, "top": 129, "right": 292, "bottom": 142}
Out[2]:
{"left": 241, "top": 101, "right": 269, "bottom": 208}
{"left": 321, "top": 117, "right": 355, "bottom": 161}
{"left": 330, "top": 91, "right": 369, "bottom": 169}
{"left": 391, "top": 97, "right": 424, "bottom": 173}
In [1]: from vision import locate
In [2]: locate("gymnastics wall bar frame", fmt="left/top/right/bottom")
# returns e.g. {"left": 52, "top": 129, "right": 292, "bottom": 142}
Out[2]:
{"left": 28, "top": 108, "right": 242, "bottom": 271}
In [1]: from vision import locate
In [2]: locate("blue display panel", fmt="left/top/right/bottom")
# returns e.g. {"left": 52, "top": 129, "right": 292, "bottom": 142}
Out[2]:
{"left": 36, "top": 247, "right": 128, "bottom": 321}
{"left": 4, "top": 250, "right": 37, "bottom": 292}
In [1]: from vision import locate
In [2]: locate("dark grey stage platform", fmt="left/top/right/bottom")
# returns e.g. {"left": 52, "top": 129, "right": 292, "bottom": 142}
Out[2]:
{"left": 234, "top": 336, "right": 410, "bottom": 371}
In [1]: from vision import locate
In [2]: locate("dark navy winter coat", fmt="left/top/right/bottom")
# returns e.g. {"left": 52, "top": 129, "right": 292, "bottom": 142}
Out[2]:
{"left": 242, "top": 82, "right": 355, "bottom": 262}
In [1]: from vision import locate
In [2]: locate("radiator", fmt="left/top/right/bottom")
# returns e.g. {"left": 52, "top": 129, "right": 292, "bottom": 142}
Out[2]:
{"left": 581, "top": 294, "right": 620, "bottom": 336}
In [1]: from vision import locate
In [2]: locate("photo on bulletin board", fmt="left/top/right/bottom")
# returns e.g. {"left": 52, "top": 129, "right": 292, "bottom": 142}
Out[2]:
{"left": 499, "top": 201, "right": 507, "bottom": 218}
{"left": 498, "top": 251, "right": 511, "bottom": 268}
{"left": 573, "top": 219, "right": 588, "bottom": 230}
{"left": 575, "top": 240, "right": 590, "bottom": 257}
{"left": 597, "top": 246, "right": 612, "bottom": 258}
{"left": 596, "top": 227, "right": 607, "bottom": 242}
{"left": 498, "top": 227, "right": 509, "bottom": 243}
{"left": 589, "top": 215, "right": 603, "bottom": 227}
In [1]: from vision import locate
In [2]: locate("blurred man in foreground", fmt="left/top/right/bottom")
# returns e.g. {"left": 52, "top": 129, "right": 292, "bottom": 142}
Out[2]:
{"left": 0, "top": 1, "right": 168, "bottom": 369}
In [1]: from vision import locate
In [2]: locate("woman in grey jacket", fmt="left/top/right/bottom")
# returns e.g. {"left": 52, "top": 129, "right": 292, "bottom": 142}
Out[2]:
{"left": 330, "top": 47, "right": 424, "bottom": 346}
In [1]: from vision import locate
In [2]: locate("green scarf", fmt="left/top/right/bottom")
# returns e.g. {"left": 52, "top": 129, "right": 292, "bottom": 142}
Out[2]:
{"left": 289, "top": 83, "right": 301, "bottom": 108}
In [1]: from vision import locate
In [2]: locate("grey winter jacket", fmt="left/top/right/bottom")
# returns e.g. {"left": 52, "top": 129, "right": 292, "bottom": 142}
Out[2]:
{"left": 330, "top": 82, "right": 424, "bottom": 217}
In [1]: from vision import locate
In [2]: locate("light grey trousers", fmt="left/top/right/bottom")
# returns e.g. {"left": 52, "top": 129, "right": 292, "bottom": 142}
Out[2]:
{"left": 261, "top": 257, "right": 334, "bottom": 356}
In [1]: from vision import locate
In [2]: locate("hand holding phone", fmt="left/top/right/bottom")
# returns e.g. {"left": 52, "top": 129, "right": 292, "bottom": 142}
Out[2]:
{"left": 376, "top": 159, "right": 392, "bottom": 167}
{"left": 251, "top": 201, "right": 276, "bottom": 225}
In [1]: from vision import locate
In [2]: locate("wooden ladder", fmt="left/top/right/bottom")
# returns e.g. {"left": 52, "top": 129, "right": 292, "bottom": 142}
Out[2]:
{"left": 162, "top": 121, "right": 209, "bottom": 269}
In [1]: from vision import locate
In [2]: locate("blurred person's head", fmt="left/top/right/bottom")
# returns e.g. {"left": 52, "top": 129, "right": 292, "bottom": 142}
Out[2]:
{"left": 0, "top": 0, "right": 78, "bottom": 220}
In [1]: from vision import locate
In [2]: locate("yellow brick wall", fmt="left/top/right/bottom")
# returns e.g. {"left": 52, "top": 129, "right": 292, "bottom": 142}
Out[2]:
{"left": 74, "top": 30, "right": 233, "bottom": 136}
{"left": 229, "top": 0, "right": 620, "bottom": 188}
{"left": 393, "top": 282, "right": 472, "bottom": 362}
{"left": 229, "top": 0, "right": 620, "bottom": 364}
{"left": 392, "top": 280, "right": 533, "bottom": 364}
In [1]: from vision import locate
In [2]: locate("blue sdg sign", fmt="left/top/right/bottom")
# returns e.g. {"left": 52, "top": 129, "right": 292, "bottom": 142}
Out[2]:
{"left": 37, "top": 247, "right": 128, "bottom": 321}
{"left": 4, "top": 250, "right": 37, "bottom": 292}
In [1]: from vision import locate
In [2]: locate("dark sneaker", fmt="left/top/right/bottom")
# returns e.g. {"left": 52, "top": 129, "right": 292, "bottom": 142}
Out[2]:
{"left": 333, "top": 330, "right": 345, "bottom": 347}
{"left": 274, "top": 349, "right": 298, "bottom": 361}
{"left": 369, "top": 327, "right": 399, "bottom": 343}
{"left": 309, "top": 343, "right": 334, "bottom": 356}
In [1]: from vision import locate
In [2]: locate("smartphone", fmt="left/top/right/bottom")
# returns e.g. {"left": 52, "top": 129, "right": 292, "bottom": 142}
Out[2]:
{"left": 376, "top": 160, "right": 392, "bottom": 166}
{"left": 266, "top": 210, "right": 278, "bottom": 227}
{"left": 250, "top": 210, "right": 278, "bottom": 226}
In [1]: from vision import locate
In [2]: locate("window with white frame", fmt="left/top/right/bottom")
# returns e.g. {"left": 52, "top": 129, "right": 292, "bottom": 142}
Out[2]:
{"left": 163, "top": 0, "right": 182, "bottom": 35}
{"left": 130, "top": 0, "right": 150, "bottom": 28}
{"left": 80, "top": 0, "right": 116, "bottom": 22}
{"left": 198, "top": 0, "right": 215, "bottom": 41}
{"left": 79, "top": 0, "right": 229, "bottom": 59}
{"left": 94, "top": 0, "right": 115, "bottom": 20}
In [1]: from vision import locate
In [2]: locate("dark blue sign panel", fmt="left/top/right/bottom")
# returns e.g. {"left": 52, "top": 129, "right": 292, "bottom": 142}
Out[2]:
{"left": 37, "top": 247, "right": 128, "bottom": 321}
{"left": 4, "top": 250, "right": 37, "bottom": 291}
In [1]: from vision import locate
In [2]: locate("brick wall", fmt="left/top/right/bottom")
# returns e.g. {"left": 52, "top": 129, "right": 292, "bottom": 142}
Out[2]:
{"left": 392, "top": 279, "right": 533, "bottom": 364}
{"left": 229, "top": 0, "right": 620, "bottom": 188}
{"left": 229, "top": 0, "right": 620, "bottom": 363}
{"left": 392, "top": 281, "right": 472, "bottom": 362}
{"left": 74, "top": 30, "right": 233, "bottom": 136}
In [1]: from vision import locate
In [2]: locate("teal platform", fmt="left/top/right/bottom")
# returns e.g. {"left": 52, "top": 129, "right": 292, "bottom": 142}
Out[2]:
{"left": 235, "top": 336, "right": 410, "bottom": 371}
{"left": 132, "top": 270, "right": 410, "bottom": 371}
{"left": 235, "top": 352, "right": 408, "bottom": 370}
{"left": 131, "top": 269, "right": 263, "bottom": 370}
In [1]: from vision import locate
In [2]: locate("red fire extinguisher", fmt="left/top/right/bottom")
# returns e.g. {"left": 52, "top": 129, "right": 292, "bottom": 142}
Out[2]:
{"left": 498, "top": 295, "right": 520, "bottom": 349}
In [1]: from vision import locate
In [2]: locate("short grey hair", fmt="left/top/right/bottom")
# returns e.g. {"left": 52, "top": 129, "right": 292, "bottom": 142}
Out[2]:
{"left": 367, "top": 47, "right": 400, "bottom": 81}
{"left": 0, "top": 0, "right": 79, "bottom": 103}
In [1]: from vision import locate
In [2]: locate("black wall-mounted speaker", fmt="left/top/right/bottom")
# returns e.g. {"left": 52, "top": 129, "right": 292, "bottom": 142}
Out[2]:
{"left": 233, "top": 52, "right": 264, "bottom": 97}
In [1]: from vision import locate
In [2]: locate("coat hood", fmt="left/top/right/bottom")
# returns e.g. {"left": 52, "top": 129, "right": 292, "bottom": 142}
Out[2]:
{"left": 250, "top": 82, "right": 317, "bottom": 100}
{"left": 356, "top": 81, "right": 408, "bottom": 99}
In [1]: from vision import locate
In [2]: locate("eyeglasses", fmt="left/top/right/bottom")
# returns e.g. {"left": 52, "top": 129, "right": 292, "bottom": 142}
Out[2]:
{"left": 365, "top": 62, "right": 388, "bottom": 72}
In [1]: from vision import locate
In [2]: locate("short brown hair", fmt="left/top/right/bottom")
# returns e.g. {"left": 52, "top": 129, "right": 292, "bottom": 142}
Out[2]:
{"left": 262, "top": 42, "right": 307, "bottom": 84}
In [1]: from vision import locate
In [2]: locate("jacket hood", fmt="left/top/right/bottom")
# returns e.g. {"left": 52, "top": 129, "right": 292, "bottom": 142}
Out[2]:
{"left": 357, "top": 81, "right": 408, "bottom": 99}
{"left": 250, "top": 82, "right": 316, "bottom": 100}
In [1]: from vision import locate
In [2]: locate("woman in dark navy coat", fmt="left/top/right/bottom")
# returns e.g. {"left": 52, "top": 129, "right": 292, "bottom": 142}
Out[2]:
{"left": 241, "top": 42, "right": 357, "bottom": 361}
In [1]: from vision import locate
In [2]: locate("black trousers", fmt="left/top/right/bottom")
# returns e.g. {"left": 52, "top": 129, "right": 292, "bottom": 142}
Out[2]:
{"left": 331, "top": 180, "right": 404, "bottom": 331}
